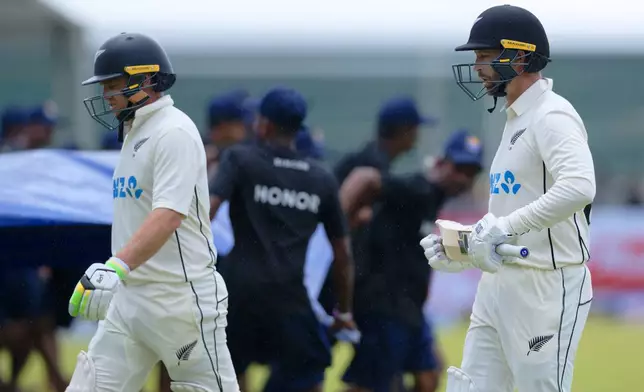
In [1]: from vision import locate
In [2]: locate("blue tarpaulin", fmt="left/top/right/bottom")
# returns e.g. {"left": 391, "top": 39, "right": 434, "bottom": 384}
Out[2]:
{"left": 0, "top": 149, "right": 334, "bottom": 299}
{"left": 0, "top": 150, "right": 117, "bottom": 226}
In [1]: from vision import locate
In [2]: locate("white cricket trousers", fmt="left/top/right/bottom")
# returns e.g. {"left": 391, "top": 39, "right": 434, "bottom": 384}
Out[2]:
{"left": 461, "top": 263, "right": 592, "bottom": 392}
{"left": 84, "top": 271, "right": 239, "bottom": 391}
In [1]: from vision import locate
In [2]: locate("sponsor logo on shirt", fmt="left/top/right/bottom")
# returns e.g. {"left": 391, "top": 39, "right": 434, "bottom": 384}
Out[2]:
{"left": 490, "top": 170, "right": 521, "bottom": 195}
{"left": 113, "top": 175, "right": 143, "bottom": 199}
{"left": 273, "top": 157, "right": 310, "bottom": 171}
{"left": 254, "top": 185, "right": 320, "bottom": 213}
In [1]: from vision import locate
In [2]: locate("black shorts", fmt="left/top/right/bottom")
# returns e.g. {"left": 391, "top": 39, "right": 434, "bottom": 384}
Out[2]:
{"left": 226, "top": 273, "right": 331, "bottom": 391}
{"left": 343, "top": 315, "right": 440, "bottom": 392}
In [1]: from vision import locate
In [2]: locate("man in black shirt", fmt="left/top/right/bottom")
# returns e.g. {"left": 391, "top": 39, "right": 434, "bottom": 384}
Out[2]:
{"left": 318, "top": 96, "right": 437, "bottom": 314}
{"left": 334, "top": 96, "right": 436, "bottom": 183}
{"left": 340, "top": 130, "right": 484, "bottom": 392}
{"left": 209, "top": 87, "right": 356, "bottom": 392}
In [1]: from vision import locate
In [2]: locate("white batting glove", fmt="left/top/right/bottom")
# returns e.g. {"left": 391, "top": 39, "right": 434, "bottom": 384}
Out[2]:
{"left": 68, "top": 257, "right": 130, "bottom": 321}
{"left": 420, "top": 234, "right": 474, "bottom": 273}
{"left": 468, "top": 213, "right": 513, "bottom": 273}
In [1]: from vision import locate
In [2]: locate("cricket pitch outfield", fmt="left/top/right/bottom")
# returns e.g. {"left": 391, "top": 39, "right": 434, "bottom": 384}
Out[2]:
{"left": 1, "top": 316, "right": 641, "bottom": 391}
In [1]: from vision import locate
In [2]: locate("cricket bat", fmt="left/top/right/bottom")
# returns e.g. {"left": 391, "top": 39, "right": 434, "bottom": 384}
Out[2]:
{"left": 435, "top": 219, "right": 529, "bottom": 261}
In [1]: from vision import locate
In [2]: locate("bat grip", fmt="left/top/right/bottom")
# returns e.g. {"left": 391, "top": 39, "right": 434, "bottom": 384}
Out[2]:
{"left": 496, "top": 244, "right": 530, "bottom": 259}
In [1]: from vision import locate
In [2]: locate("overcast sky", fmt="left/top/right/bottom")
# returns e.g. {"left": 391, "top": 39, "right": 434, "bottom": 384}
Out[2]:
{"left": 42, "top": 0, "right": 644, "bottom": 52}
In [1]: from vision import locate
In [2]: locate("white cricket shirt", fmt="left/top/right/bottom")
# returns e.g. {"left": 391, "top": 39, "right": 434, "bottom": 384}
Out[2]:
{"left": 112, "top": 95, "right": 217, "bottom": 284}
{"left": 489, "top": 78, "right": 595, "bottom": 270}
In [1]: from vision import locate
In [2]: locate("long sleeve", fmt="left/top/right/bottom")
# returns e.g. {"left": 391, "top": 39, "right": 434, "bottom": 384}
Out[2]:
{"left": 506, "top": 111, "right": 596, "bottom": 235}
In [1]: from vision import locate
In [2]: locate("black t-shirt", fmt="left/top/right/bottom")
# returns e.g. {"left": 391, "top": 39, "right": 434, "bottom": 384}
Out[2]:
{"left": 333, "top": 141, "right": 391, "bottom": 184}
{"left": 210, "top": 142, "right": 348, "bottom": 286}
{"left": 318, "top": 141, "right": 392, "bottom": 312}
{"left": 357, "top": 173, "right": 446, "bottom": 325}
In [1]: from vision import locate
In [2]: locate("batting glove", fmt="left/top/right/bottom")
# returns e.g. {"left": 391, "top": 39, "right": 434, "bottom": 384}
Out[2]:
{"left": 420, "top": 234, "right": 474, "bottom": 273}
{"left": 468, "top": 213, "right": 513, "bottom": 273}
{"left": 68, "top": 257, "right": 130, "bottom": 321}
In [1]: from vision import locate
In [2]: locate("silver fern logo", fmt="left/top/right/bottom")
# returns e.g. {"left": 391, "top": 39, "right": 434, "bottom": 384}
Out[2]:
{"left": 132, "top": 137, "right": 150, "bottom": 157}
{"left": 527, "top": 335, "right": 554, "bottom": 356}
{"left": 509, "top": 128, "right": 526, "bottom": 150}
{"left": 175, "top": 340, "right": 198, "bottom": 365}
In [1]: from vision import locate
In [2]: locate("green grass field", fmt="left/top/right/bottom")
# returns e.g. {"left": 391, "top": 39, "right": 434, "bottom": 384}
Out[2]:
{"left": 2, "top": 316, "right": 642, "bottom": 391}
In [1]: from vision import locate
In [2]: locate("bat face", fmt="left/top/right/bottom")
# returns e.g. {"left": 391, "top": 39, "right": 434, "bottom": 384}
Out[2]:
{"left": 436, "top": 219, "right": 475, "bottom": 262}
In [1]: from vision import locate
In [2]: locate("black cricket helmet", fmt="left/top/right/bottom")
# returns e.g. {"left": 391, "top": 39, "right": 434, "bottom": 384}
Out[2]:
{"left": 82, "top": 33, "right": 176, "bottom": 131}
{"left": 452, "top": 5, "right": 551, "bottom": 103}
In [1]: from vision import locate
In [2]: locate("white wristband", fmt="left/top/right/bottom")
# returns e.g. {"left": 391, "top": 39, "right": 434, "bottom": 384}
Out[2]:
{"left": 105, "top": 257, "right": 130, "bottom": 279}
{"left": 335, "top": 311, "right": 353, "bottom": 322}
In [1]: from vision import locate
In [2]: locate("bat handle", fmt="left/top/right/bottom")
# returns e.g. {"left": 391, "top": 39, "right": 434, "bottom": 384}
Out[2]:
{"left": 496, "top": 244, "right": 530, "bottom": 259}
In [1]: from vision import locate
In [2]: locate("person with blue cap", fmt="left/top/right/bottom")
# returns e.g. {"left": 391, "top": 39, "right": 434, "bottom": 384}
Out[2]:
{"left": 206, "top": 89, "right": 250, "bottom": 152}
{"left": 0, "top": 106, "right": 29, "bottom": 152}
{"left": 209, "top": 87, "right": 357, "bottom": 392}
{"left": 335, "top": 96, "right": 437, "bottom": 183}
{"left": 317, "top": 95, "right": 437, "bottom": 347}
{"left": 205, "top": 90, "right": 253, "bottom": 220}
{"left": 295, "top": 125, "right": 325, "bottom": 160}
{"left": 338, "top": 129, "right": 483, "bottom": 392}
{"left": 23, "top": 102, "right": 58, "bottom": 149}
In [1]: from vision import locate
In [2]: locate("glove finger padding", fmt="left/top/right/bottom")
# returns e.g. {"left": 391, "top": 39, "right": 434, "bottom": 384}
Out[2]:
{"left": 423, "top": 240, "right": 472, "bottom": 273}
{"left": 80, "top": 289, "right": 114, "bottom": 321}
{"left": 419, "top": 234, "right": 442, "bottom": 250}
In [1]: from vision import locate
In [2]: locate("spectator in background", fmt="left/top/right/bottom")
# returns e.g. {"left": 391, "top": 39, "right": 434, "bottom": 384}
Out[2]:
{"left": 318, "top": 96, "right": 437, "bottom": 324}
{"left": 23, "top": 102, "right": 68, "bottom": 391}
{"left": 340, "top": 130, "right": 484, "bottom": 392}
{"left": 209, "top": 87, "right": 356, "bottom": 392}
{"left": 0, "top": 257, "right": 47, "bottom": 392}
{"left": 208, "top": 90, "right": 249, "bottom": 142}
{"left": 207, "top": 90, "right": 253, "bottom": 218}
{"left": 0, "top": 104, "right": 68, "bottom": 392}
{"left": 33, "top": 267, "right": 68, "bottom": 392}
{"left": 0, "top": 107, "right": 29, "bottom": 152}
{"left": 23, "top": 102, "right": 57, "bottom": 149}
{"left": 295, "top": 125, "right": 325, "bottom": 161}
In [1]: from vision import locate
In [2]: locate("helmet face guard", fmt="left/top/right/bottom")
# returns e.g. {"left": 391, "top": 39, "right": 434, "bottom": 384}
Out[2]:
{"left": 452, "top": 39, "right": 536, "bottom": 101}
{"left": 82, "top": 65, "right": 168, "bottom": 131}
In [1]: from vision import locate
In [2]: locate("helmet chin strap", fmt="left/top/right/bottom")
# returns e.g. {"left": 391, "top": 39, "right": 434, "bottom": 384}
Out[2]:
{"left": 487, "top": 82, "right": 508, "bottom": 113}
{"left": 116, "top": 90, "right": 150, "bottom": 142}
{"left": 487, "top": 97, "right": 498, "bottom": 114}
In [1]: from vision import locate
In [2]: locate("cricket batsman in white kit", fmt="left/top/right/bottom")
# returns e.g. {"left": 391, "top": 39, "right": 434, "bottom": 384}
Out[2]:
{"left": 65, "top": 32, "right": 239, "bottom": 392}
{"left": 420, "top": 5, "right": 595, "bottom": 392}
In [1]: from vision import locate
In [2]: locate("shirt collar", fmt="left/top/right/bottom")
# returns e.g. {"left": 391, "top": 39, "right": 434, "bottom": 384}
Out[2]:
{"left": 505, "top": 78, "right": 553, "bottom": 119}
{"left": 131, "top": 95, "right": 174, "bottom": 129}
